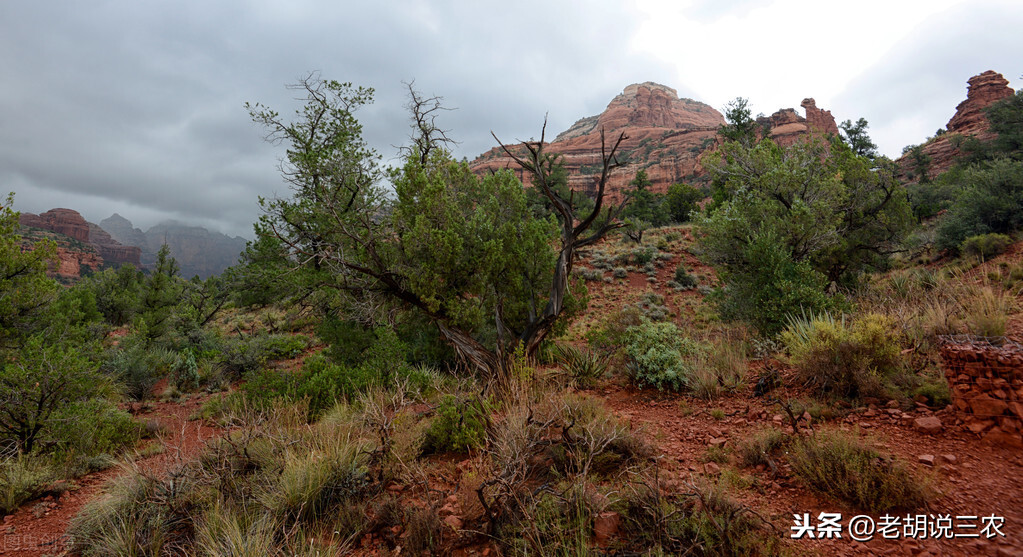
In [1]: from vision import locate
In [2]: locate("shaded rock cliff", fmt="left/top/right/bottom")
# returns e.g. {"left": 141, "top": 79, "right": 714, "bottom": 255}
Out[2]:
{"left": 142, "top": 221, "right": 247, "bottom": 279}
{"left": 101, "top": 214, "right": 246, "bottom": 279}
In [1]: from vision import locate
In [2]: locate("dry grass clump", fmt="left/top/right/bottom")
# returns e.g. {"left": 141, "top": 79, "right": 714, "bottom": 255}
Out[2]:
{"left": 736, "top": 427, "right": 788, "bottom": 469}
{"left": 71, "top": 360, "right": 782, "bottom": 556}
{"left": 619, "top": 473, "right": 780, "bottom": 556}
{"left": 782, "top": 312, "right": 911, "bottom": 400}
{"left": 691, "top": 335, "right": 749, "bottom": 399}
{"left": 789, "top": 429, "right": 933, "bottom": 512}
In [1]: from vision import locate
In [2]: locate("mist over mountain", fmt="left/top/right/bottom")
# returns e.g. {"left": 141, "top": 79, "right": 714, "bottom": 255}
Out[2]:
{"left": 101, "top": 214, "right": 247, "bottom": 279}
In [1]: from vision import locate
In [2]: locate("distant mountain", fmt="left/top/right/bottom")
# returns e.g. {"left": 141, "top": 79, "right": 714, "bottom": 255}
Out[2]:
{"left": 100, "top": 214, "right": 247, "bottom": 279}
{"left": 471, "top": 82, "right": 838, "bottom": 197}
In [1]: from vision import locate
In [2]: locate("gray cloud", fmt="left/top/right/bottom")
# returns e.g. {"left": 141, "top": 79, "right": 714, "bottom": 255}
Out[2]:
{"left": 2, "top": 1, "right": 1019, "bottom": 239}
{"left": 833, "top": 0, "right": 1023, "bottom": 158}
{"left": 1, "top": 1, "right": 675, "bottom": 238}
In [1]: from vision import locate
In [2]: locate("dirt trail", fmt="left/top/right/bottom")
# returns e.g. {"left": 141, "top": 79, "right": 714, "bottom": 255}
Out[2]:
{"left": 0, "top": 394, "right": 221, "bottom": 557}
{"left": 597, "top": 383, "right": 1023, "bottom": 557}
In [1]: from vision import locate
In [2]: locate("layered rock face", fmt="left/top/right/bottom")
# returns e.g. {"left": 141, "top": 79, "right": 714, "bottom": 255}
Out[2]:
{"left": 18, "top": 208, "right": 91, "bottom": 243}
{"left": 946, "top": 70, "right": 1013, "bottom": 136}
{"left": 897, "top": 71, "right": 1015, "bottom": 181}
{"left": 472, "top": 82, "right": 840, "bottom": 197}
{"left": 18, "top": 208, "right": 140, "bottom": 277}
{"left": 756, "top": 98, "right": 839, "bottom": 147}
{"left": 472, "top": 82, "right": 725, "bottom": 197}
{"left": 52, "top": 246, "right": 104, "bottom": 279}
{"left": 88, "top": 223, "right": 142, "bottom": 266}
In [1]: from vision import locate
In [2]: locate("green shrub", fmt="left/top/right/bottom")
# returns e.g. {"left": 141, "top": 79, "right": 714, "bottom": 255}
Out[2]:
{"left": 936, "top": 158, "right": 1023, "bottom": 253}
{"left": 961, "top": 233, "right": 1013, "bottom": 261}
{"left": 2, "top": 337, "right": 109, "bottom": 452}
{"left": 623, "top": 321, "right": 700, "bottom": 391}
{"left": 240, "top": 367, "right": 306, "bottom": 409}
{"left": 585, "top": 306, "right": 645, "bottom": 357}
{"left": 632, "top": 246, "right": 656, "bottom": 265}
{"left": 0, "top": 454, "right": 54, "bottom": 515}
{"left": 912, "top": 372, "right": 953, "bottom": 407}
{"left": 422, "top": 394, "right": 488, "bottom": 454}
{"left": 103, "top": 340, "right": 179, "bottom": 401}
{"left": 316, "top": 316, "right": 375, "bottom": 365}
{"left": 790, "top": 430, "right": 931, "bottom": 512}
{"left": 673, "top": 263, "right": 698, "bottom": 289}
{"left": 172, "top": 349, "right": 200, "bottom": 391}
{"left": 47, "top": 399, "right": 143, "bottom": 458}
{"left": 634, "top": 291, "right": 670, "bottom": 321}
{"left": 222, "top": 333, "right": 309, "bottom": 377}
{"left": 300, "top": 356, "right": 380, "bottom": 419}
{"left": 713, "top": 231, "right": 835, "bottom": 336}
{"left": 612, "top": 267, "right": 627, "bottom": 279}
{"left": 783, "top": 313, "right": 907, "bottom": 399}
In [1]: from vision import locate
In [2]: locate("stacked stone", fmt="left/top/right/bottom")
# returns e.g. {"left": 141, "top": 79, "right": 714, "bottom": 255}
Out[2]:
{"left": 940, "top": 342, "right": 1023, "bottom": 448}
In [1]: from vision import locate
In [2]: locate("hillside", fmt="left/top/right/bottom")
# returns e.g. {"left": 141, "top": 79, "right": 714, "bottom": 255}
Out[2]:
{"left": 471, "top": 82, "right": 839, "bottom": 198}
{"left": 896, "top": 70, "right": 1015, "bottom": 182}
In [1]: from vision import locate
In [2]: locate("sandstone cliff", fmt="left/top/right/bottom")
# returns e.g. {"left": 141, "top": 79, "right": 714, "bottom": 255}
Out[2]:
{"left": 756, "top": 98, "right": 839, "bottom": 147}
{"left": 472, "top": 82, "right": 725, "bottom": 198}
{"left": 472, "top": 83, "right": 840, "bottom": 198}
{"left": 18, "top": 208, "right": 91, "bottom": 243}
{"left": 896, "top": 71, "right": 1015, "bottom": 181}
{"left": 16, "top": 226, "right": 104, "bottom": 280}
{"left": 18, "top": 208, "right": 141, "bottom": 279}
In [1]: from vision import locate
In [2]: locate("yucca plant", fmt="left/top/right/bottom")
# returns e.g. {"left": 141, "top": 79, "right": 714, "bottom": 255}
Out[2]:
{"left": 552, "top": 343, "right": 609, "bottom": 388}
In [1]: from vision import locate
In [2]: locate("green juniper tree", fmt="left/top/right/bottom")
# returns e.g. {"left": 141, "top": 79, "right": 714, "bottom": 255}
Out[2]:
{"left": 249, "top": 77, "right": 629, "bottom": 381}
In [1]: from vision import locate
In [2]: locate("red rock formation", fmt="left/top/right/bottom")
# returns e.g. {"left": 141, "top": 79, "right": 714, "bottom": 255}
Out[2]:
{"left": 801, "top": 98, "right": 839, "bottom": 136}
{"left": 472, "top": 82, "right": 724, "bottom": 197}
{"left": 473, "top": 84, "right": 840, "bottom": 197}
{"left": 88, "top": 223, "right": 142, "bottom": 267}
{"left": 18, "top": 207, "right": 142, "bottom": 279}
{"left": 897, "top": 70, "right": 1015, "bottom": 181}
{"left": 18, "top": 209, "right": 91, "bottom": 243}
{"left": 757, "top": 100, "right": 839, "bottom": 147}
{"left": 51, "top": 246, "right": 103, "bottom": 278}
{"left": 946, "top": 71, "right": 1013, "bottom": 136}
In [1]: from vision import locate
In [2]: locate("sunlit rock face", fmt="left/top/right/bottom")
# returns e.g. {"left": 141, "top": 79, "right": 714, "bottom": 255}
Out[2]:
{"left": 896, "top": 70, "right": 1015, "bottom": 181}
{"left": 471, "top": 82, "right": 725, "bottom": 197}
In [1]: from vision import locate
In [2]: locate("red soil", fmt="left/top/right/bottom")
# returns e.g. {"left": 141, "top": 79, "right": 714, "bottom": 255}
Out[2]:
{"left": 0, "top": 392, "right": 221, "bottom": 556}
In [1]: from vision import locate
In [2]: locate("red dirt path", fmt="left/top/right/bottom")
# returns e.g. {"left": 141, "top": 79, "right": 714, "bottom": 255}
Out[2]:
{"left": 0, "top": 393, "right": 221, "bottom": 557}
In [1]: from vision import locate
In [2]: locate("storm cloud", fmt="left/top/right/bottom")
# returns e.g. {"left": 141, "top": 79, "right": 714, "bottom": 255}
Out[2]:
{"left": 1, "top": 1, "right": 1019, "bottom": 238}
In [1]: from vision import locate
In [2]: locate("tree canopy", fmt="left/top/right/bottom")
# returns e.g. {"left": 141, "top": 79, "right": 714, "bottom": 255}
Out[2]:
{"left": 249, "top": 76, "right": 629, "bottom": 381}
{"left": 697, "top": 131, "right": 913, "bottom": 334}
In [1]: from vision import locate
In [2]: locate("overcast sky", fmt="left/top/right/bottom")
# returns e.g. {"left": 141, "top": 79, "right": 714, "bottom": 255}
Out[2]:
{"left": 2, "top": 1, "right": 1020, "bottom": 239}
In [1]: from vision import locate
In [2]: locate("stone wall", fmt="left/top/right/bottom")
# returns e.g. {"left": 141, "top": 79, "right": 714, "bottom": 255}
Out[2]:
{"left": 940, "top": 339, "right": 1023, "bottom": 448}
